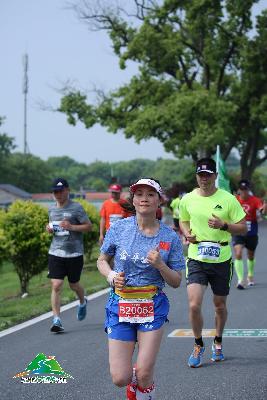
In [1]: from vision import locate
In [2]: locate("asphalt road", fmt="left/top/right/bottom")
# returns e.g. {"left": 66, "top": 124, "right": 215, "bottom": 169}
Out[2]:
{"left": 1, "top": 223, "right": 267, "bottom": 400}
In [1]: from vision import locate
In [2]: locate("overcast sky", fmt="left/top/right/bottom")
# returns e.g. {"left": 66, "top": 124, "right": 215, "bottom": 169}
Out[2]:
{"left": 0, "top": 0, "right": 176, "bottom": 164}
{"left": 0, "top": 1, "right": 265, "bottom": 165}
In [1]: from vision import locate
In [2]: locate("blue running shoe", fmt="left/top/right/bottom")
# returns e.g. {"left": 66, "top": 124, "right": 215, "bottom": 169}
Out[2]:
{"left": 50, "top": 317, "right": 64, "bottom": 333}
{"left": 77, "top": 298, "right": 87, "bottom": 321}
{"left": 211, "top": 343, "right": 224, "bottom": 362}
{"left": 188, "top": 344, "right": 205, "bottom": 368}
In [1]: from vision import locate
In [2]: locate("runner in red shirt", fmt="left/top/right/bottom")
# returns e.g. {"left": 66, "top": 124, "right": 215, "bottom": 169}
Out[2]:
{"left": 233, "top": 179, "right": 267, "bottom": 289}
{"left": 99, "top": 184, "right": 126, "bottom": 245}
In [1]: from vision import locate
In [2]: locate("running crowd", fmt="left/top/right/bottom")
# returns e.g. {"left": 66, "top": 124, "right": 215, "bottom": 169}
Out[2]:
{"left": 46, "top": 157, "right": 266, "bottom": 400}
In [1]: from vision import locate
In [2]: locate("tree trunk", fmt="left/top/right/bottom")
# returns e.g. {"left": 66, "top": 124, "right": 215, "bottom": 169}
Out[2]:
{"left": 19, "top": 274, "right": 29, "bottom": 295}
{"left": 239, "top": 129, "right": 266, "bottom": 180}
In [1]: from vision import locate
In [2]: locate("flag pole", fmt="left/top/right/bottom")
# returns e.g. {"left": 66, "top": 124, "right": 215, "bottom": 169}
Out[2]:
{"left": 215, "top": 145, "right": 220, "bottom": 188}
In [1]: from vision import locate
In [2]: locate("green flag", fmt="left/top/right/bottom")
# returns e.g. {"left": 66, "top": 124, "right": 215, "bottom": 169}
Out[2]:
{"left": 215, "top": 146, "right": 231, "bottom": 192}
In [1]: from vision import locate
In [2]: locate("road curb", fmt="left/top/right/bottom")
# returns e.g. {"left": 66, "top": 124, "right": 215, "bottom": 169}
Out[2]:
{"left": 0, "top": 287, "right": 110, "bottom": 339}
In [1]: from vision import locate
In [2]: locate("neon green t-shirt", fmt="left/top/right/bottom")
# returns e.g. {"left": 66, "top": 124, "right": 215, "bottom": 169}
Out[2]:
{"left": 170, "top": 197, "right": 180, "bottom": 219}
{"left": 179, "top": 188, "right": 246, "bottom": 263}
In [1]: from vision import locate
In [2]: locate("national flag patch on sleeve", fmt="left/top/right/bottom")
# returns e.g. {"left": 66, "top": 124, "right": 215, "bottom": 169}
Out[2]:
{"left": 159, "top": 241, "right": 170, "bottom": 251}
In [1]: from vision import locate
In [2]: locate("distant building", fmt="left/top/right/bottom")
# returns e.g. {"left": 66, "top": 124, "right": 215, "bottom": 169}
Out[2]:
{"left": 0, "top": 184, "right": 31, "bottom": 208}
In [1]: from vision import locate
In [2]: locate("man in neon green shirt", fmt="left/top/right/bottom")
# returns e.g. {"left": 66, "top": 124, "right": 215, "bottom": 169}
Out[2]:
{"left": 179, "top": 158, "right": 246, "bottom": 368}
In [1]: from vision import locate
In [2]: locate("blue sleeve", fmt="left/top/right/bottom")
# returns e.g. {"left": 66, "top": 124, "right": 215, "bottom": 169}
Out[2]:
{"left": 100, "top": 224, "right": 117, "bottom": 256}
{"left": 167, "top": 233, "right": 185, "bottom": 271}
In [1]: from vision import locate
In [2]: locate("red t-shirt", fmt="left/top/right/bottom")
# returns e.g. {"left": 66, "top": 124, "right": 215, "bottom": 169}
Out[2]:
{"left": 236, "top": 195, "right": 263, "bottom": 222}
{"left": 100, "top": 199, "right": 126, "bottom": 230}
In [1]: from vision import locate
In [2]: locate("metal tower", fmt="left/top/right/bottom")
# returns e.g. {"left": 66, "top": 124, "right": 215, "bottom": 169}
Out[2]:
{"left": 22, "top": 53, "right": 29, "bottom": 154}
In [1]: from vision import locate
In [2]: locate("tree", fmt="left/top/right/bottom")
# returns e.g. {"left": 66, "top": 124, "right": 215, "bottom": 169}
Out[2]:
{"left": 151, "top": 158, "right": 194, "bottom": 188}
{"left": 0, "top": 116, "right": 16, "bottom": 180}
{"left": 1, "top": 201, "right": 50, "bottom": 294}
{"left": 5, "top": 153, "right": 53, "bottom": 193}
{"left": 233, "top": 11, "right": 267, "bottom": 179}
{"left": 59, "top": 1, "right": 267, "bottom": 179}
{"left": 111, "top": 159, "right": 155, "bottom": 185}
{"left": 46, "top": 155, "right": 79, "bottom": 171}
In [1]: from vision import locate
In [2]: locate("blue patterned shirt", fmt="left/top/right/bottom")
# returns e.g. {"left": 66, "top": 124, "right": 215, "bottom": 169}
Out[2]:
{"left": 100, "top": 216, "right": 185, "bottom": 289}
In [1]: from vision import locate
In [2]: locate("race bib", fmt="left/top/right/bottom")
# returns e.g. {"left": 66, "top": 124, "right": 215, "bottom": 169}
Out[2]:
{"left": 118, "top": 299, "right": 154, "bottom": 323}
{"left": 109, "top": 214, "right": 123, "bottom": 226}
{"left": 49, "top": 221, "right": 70, "bottom": 236}
{"left": 197, "top": 241, "right": 221, "bottom": 261}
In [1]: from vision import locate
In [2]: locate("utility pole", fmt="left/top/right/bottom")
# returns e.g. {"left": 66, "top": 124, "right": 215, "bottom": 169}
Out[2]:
{"left": 22, "top": 53, "right": 28, "bottom": 154}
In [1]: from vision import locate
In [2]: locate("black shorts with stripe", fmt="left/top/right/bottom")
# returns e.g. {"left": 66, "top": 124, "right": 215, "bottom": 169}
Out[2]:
{"left": 186, "top": 258, "right": 233, "bottom": 296}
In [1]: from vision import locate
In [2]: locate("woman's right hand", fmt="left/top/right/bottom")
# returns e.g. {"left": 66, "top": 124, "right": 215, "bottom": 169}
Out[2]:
{"left": 114, "top": 271, "right": 125, "bottom": 289}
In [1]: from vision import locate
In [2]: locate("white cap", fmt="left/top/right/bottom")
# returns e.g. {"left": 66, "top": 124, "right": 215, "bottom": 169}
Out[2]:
{"left": 130, "top": 178, "right": 163, "bottom": 197}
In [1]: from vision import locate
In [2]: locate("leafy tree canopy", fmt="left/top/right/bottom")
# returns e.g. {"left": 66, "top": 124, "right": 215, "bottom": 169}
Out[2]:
{"left": 5, "top": 153, "right": 53, "bottom": 193}
{"left": 0, "top": 117, "right": 15, "bottom": 156}
{"left": 0, "top": 116, "right": 16, "bottom": 178}
{"left": 59, "top": 0, "right": 267, "bottom": 179}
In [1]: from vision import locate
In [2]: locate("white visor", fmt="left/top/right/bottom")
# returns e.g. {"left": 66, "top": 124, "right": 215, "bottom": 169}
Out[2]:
{"left": 130, "top": 179, "right": 163, "bottom": 197}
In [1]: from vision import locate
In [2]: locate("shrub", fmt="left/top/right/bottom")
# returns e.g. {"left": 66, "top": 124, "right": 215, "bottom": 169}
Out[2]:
{"left": 2, "top": 200, "right": 50, "bottom": 294}
{"left": 0, "top": 209, "right": 9, "bottom": 269}
{"left": 75, "top": 199, "right": 100, "bottom": 263}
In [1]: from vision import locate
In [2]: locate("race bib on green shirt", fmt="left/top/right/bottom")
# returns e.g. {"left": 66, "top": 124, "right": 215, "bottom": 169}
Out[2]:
{"left": 197, "top": 242, "right": 221, "bottom": 261}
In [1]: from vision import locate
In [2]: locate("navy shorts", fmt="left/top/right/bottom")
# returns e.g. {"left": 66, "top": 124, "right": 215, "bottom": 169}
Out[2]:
{"left": 232, "top": 235, "right": 258, "bottom": 251}
{"left": 186, "top": 258, "right": 233, "bottom": 296}
{"left": 48, "top": 254, "right": 83, "bottom": 283}
{"left": 105, "top": 291, "right": 169, "bottom": 342}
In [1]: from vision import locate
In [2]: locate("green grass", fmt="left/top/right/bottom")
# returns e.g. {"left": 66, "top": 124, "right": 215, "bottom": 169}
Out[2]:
{"left": 0, "top": 246, "right": 108, "bottom": 332}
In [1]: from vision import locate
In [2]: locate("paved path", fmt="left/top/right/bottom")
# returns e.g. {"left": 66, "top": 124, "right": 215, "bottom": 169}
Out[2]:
{"left": 1, "top": 223, "right": 267, "bottom": 400}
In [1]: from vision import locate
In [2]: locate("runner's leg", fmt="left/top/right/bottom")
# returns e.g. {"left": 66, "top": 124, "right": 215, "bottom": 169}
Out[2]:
{"left": 51, "top": 279, "right": 64, "bottom": 317}
{"left": 213, "top": 295, "right": 227, "bottom": 337}
{"left": 187, "top": 283, "right": 206, "bottom": 338}
{"left": 247, "top": 249, "right": 255, "bottom": 284}
{"left": 109, "top": 339, "right": 136, "bottom": 387}
{"left": 135, "top": 328, "right": 164, "bottom": 399}
{"left": 234, "top": 244, "right": 245, "bottom": 287}
{"left": 187, "top": 283, "right": 206, "bottom": 367}
{"left": 69, "top": 281, "right": 85, "bottom": 304}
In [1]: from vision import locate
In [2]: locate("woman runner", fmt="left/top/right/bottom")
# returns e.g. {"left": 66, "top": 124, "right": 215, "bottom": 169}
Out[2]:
{"left": 97, "top": 178, "right": 185, "bottom": 400}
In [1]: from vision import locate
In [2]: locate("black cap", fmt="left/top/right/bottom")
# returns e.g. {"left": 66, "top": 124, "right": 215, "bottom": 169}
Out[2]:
{"left": 196, "top": 158, "right": 217, "bottom": 174}
{"left": 51, "top": 178, "right": 69, "bottom": 192}
{"left": 238, "top": 179, "right": 250, "bottom": 190}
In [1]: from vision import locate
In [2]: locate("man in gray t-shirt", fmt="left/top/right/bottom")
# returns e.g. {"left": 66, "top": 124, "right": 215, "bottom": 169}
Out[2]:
{"left": 46, "top": 178, "right": 92, "bottom": 333}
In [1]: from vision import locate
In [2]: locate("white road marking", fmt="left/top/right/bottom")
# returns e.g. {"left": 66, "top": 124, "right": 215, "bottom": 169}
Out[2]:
{"left": 168, "top": 328, "right": 267, "bottom": 338}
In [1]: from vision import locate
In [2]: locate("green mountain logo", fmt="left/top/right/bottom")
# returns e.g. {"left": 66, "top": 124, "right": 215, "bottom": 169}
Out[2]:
{"left": 13, "top": 353, "right": 73, "bottom": 380}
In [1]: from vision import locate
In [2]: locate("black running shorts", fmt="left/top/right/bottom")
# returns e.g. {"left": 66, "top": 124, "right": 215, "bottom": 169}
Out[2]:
{"left": 48, "top": 255, "right": 84, "bottom": 283}
{"left": 186, "top": 258, "right": 233, "bottom": 296}
{"left": 173, "top": 218, "right": 180, "bottom": 229}
{"left": 232, "top": 235, "right": 258, "bottom": 251}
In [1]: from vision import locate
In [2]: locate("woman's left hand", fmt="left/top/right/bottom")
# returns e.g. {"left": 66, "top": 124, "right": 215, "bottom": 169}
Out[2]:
{"left": 146, "top": 247, "right": 164, "bottom": 270}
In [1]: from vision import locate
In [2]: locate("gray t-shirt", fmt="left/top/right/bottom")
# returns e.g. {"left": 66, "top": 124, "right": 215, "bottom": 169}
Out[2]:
{"left": 48, "top": 201, "right": 90, "bottom": 258}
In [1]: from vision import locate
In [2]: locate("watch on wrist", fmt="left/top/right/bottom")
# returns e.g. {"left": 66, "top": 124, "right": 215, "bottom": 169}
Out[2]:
{"left": 220, "top": 223, "right": 228, "bottom": 231}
